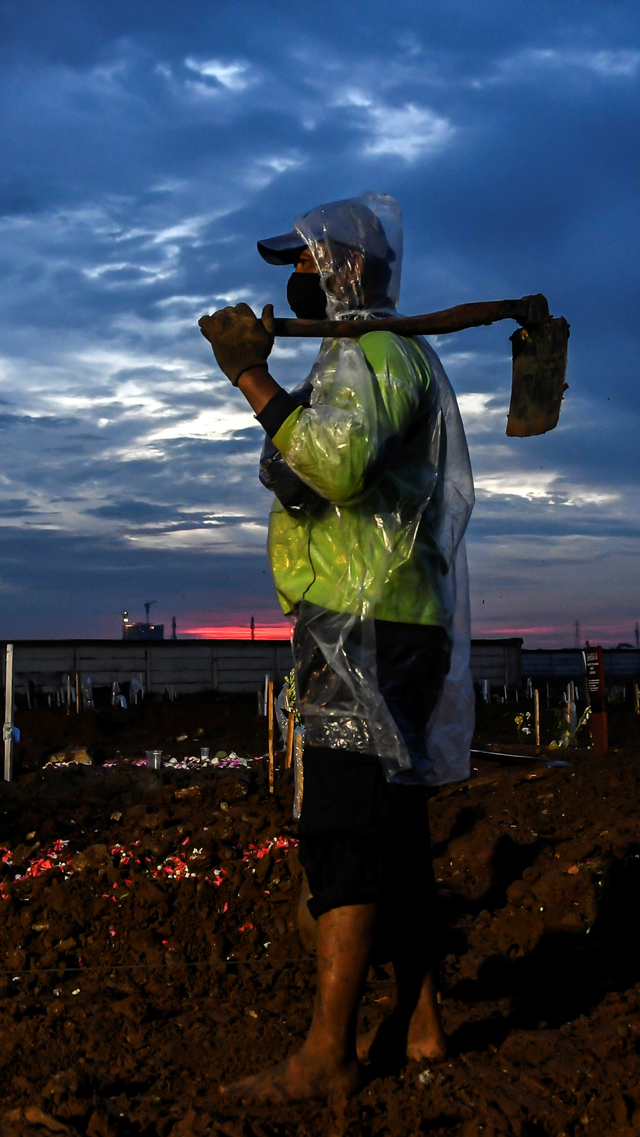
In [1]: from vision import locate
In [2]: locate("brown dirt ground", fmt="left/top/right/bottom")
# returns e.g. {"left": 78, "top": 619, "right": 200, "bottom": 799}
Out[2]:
{"left": 0, "top": 693, "right": 639, "bottom": 1137}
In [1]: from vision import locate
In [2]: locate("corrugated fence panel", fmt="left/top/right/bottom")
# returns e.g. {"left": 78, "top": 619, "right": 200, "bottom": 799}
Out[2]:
{"left": 522, "top": 649, "right": 640, "bottom": 681}
{"left": 522, "top": 651, "right": 584, "bottom": 678}
{"left": 604, "top": 650, "right": 640, "bottom": 678}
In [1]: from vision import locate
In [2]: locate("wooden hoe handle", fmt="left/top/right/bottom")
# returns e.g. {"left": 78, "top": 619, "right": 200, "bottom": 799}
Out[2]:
{"left": 271, "top": 294, "right": 550, "bottom": 338}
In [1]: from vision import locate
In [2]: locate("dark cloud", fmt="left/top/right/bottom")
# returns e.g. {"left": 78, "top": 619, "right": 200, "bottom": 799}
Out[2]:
{"left": 0, "top": 0, "right": 638, "bottom": 643}
{"left": 87, "top": 500, "right": 185, "bottom": 522}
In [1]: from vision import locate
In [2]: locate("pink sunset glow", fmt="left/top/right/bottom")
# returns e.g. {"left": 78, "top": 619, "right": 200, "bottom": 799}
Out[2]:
{"left": 183, "top": 624, "right": 292, "bottom": 641}
{"left": 473, "top": 622, "right": 638, "bottom": 647}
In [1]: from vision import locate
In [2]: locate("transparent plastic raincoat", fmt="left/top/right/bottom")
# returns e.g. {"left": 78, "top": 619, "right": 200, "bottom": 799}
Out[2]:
{"left": 260, "top": 193, "right": 475, "bottom": 785}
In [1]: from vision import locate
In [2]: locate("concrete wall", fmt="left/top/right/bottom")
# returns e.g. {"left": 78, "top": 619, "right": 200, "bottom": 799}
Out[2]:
{"left": 0, "top": 640, "right": 295, "bottom": 696}
{"left": 2, "top": 636, "right": 636, "bottom": 704}
{"left": 0, "top": 636, "right": 524, "bottom": 696}
{"left": 470, "top": 639, "right": 522, "bottom": 688}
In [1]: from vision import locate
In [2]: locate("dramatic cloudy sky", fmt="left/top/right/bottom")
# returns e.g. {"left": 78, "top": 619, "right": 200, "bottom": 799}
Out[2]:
{"left": 0, "top": 0, "right": 638, "bottom": 645}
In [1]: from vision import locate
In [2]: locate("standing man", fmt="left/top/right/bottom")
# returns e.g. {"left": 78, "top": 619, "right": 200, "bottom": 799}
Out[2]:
{"left": 199, "top": 192, "right": 475, "bottom": 1103}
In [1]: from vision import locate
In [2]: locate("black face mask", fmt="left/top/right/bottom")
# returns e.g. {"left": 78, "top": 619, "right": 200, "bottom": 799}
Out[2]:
{"left": 286, "top": 272, "right": 328, "bottom": 319}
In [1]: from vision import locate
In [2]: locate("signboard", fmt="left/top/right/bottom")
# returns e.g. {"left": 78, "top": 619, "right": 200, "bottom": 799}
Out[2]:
{"left": 584, "top": 647, "right": 606, "bottom": 705}
{"left": 583, "top": 646, "right": 608, "bottom": 754}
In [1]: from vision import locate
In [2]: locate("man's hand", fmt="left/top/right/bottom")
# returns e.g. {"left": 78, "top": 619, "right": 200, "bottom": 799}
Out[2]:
{"left": 198, "top": 302, "right": 275, "bottom": 386}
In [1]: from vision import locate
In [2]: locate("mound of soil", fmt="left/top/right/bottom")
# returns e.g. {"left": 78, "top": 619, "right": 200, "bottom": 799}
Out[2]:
{"left": 0, "top": 694, "right": 639, "bottom": 1136}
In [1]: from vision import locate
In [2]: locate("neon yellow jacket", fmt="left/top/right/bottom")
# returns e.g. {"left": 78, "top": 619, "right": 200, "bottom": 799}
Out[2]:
{"left": 266, "top": 329, "right": 452, "bottom": 630}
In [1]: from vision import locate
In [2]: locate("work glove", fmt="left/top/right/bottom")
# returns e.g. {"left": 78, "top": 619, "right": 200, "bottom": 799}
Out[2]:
{"left": 198, "top": 302, "right": 275, "bottom": 386}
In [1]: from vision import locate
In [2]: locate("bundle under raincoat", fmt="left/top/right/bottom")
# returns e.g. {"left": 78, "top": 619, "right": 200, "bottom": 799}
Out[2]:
{"left": 259, "top": 192, "right": 475, "bottom": 786}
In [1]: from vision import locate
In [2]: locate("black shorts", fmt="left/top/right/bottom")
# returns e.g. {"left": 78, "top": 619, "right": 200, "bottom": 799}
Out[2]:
{"left": 297, "top": 621, "right": 449, "bottom": 922}
{"left": 298, "top": 748, "right": 437, "bottom": 930}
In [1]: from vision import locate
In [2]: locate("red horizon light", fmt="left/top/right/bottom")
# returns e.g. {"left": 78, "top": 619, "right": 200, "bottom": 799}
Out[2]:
{"left": 182, "top": 624, "right": 292, "bottom": 640}
{"left": 476, "top": 623, "right": 635, "bottom": 641}
{"left": 479, "top": 626, "right": 561, "bottom": 635}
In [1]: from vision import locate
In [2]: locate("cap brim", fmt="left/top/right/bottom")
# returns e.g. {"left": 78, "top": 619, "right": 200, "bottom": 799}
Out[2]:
{"left": 257, "top": 231, "right": 306, "bottom": 266}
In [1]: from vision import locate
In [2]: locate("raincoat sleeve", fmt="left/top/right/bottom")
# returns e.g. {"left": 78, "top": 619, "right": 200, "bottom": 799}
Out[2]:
{"left": 268, "top": 332, "right": 429, "bottom": 504}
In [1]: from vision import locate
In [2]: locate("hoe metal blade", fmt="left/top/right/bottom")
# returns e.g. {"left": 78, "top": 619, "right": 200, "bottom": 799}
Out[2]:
{"left": 507, "top": 317, "right": 570, "bottom": 437}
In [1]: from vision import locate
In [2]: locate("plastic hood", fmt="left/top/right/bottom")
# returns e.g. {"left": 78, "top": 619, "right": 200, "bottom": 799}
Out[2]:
{"left": 294, "top": 191, "right": 403, "bottom": 318}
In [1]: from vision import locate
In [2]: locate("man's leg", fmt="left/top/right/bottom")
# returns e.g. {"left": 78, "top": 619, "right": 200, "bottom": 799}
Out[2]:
{"left": 388, "top": 787, "right": 446, "bottom": 1062}
{"left": 296, "top": 748, "right": 447, "bottom": 1067}
{"left": 222, "top": 748, "right": 383, "bottom": 1103}
{"left": 358, "top": 907, "right": 446, "bottom": 1065}
{"left": 297, "top": 790, "right": 446, "bottom": 1066}
{"left": 352, "top": 765, "right": 447, "bottom": 1066}
{"left": 220, "top": 902, "right": 375, "bottom": 1103}
{"left": 356, "top": 623, "right": 450, "bottom": 1064}
{"left": 393, "top": 949, "right": 447, "bottom": 1063}
{"left": 297, "top": 869, "right": 318, "bottom": 954}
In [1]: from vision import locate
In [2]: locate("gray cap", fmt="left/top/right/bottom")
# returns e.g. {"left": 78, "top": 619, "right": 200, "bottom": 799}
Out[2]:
{"left": 257, "top": 231, "right": 306, "bottom": 266}
{"left": 295, "top": 198, "right": 395, "bottom": 264}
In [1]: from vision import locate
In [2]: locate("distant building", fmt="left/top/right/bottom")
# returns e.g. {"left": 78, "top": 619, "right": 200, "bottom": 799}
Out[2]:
{"left": 122, "top": 608, "right": 164, "bottom": 641}
{"left": 123, "top": 622, "right": 164, "bottom": 641}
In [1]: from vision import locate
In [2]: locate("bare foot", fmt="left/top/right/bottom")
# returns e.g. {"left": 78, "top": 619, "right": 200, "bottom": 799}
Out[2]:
{"left": 406, "top": 1008, "right": 447, "bottom": 1063}
{"left": 358, "top": 1014, "right": 447, "bottom": 1065}
{"left": 405, "top": 968, "right": 448, "bottom": 1063}
{"left": 356, "top": 1023, "right": 380, "bottom": 1063}
{"left": 356, "top": 1015, "right": 406, "bottom": 1067}
{"left": 220, "top": 1047, "right": 362, "bottom": 1105}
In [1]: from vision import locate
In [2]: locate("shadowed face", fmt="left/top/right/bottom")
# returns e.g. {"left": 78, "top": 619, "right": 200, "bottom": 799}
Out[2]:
{"left": 289, "top": 242, "right": 367, "bottom": 317}
{"left": 295, "top": 243, "right": 364, "bottom": 295}
{"left": 294, "top": 248, "right": 317, "bottom": 273}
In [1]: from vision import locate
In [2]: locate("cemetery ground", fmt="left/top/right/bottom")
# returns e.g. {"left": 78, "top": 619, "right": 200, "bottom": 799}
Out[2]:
{"left": 0, "top": 693, "right": 639, "bottom": 1137}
